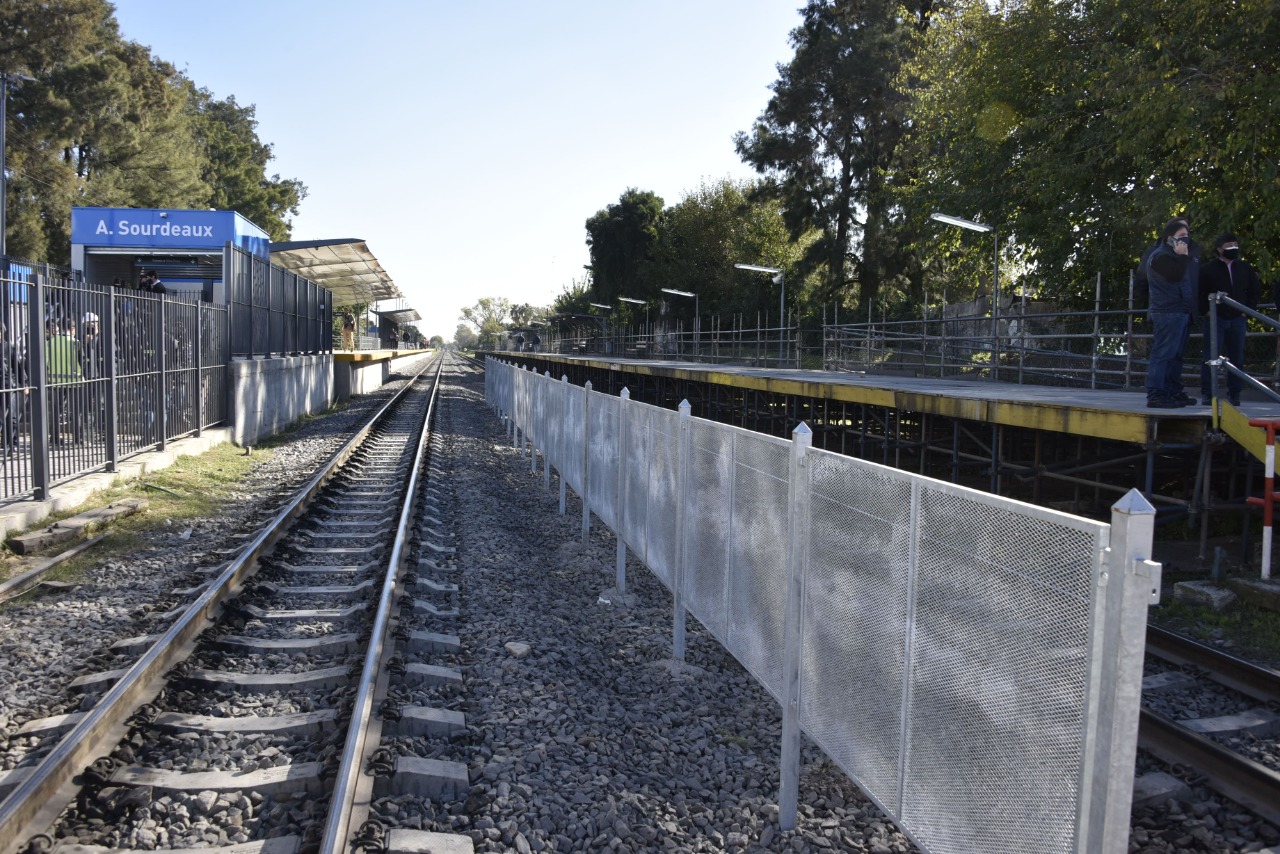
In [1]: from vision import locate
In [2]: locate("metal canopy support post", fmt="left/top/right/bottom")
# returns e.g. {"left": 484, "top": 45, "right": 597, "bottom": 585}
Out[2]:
{"left": 672, "top": 399, "right": 692, "bottom": 663}
{"left": 1079, "top": 488, "right": 1160, "bottom": 853}
{"left": 778, "top": 422, "right": 813, "bottom": 831}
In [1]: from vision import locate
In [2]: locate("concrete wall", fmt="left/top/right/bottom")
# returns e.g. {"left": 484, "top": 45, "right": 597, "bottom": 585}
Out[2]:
{"left": 230, "top": 354, "right": 334, "bottom": 446}
{"left": 333, "top": 353, "right": 430, "bottom": 403}
{"left": 334, "top": 359, "right": 390, "bottom": 403}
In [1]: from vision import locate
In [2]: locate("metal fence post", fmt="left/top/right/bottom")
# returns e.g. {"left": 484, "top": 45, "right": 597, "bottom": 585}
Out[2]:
{"left": 778, "top": 421, "right": 813, "bottom": 831}
{"left": 672, "top": 399, "right": 692, "bottom": 662}
{"left": 157, "top": 293, "right": 168, "bottom": 450}
{"left": 195, "top": 301, "right": 204, "bottom": 437}
{"left": 104, "top": 283, "right": 119, "bottom": 471}
{"left": 581, "top": 380, "right": 592, "bottom": 542}
{"left": 543, "top": 371, "right": 553, "bottom": 492}
{"left": 559, "top": 375, "right": 569, "bottom": 516}
{"left": 1079, "top": 488, "right": 1159, "bottom": 854}
{"left": 615, "top": 387, "right": 630, "bottom": 595}
{"left": 529, "top": 367, "right": 538, "bottom": 473}
{"left": 29, "top": 273, "right": 48, "bottom": 500}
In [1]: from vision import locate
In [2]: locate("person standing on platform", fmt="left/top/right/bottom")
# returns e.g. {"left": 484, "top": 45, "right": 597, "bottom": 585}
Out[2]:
{"left": 1198, "top": 233, "right": 1262, "bottom": 407}
{"left": 1143, "top": 218, "right": 1200, "bottom": 408}
{"left": 341, "top": 310, "right": 356, "bottom": 350}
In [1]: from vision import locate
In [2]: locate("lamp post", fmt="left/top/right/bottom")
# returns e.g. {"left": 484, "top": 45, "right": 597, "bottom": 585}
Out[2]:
{"left": 619, "top": 296, "right": 647, "bottom": 329}
{"left": 735, "top": 263, "right": 785, "bottom": 365}
{"left": 1, "top": 71, "right": 35, "bottom": 259}
{"left": 661, "top": 288, "right": 698, "bottom": 356}
{"left": 930, "top": 212, "right": 999, "bottom": 378}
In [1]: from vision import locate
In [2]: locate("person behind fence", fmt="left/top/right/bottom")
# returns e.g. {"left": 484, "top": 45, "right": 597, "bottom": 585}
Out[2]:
{"left": 79, "top": 312, "right": 105, "bottom": 438}
{"left": 531, "top": 332, "right": 541, "bottom": 352}
{"left": 1198, "top": 233, "right": 1262, "bottom": 407}
{"left": 46, "top": 318, "right": 84, "bottom": 446}
{"left": 1142, "top": 218, "right": 1200, "bottom": 409}
{"left": 0, "top": 325, "right": 26, "bottom": 458}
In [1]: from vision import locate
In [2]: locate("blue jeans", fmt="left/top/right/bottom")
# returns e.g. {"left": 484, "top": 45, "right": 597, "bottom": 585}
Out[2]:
{"left": 1146, "top": 311, "right": 1191, "bottom": 399}
{"left": 1200, "top": 315, "right": 1247, "bottom": 398}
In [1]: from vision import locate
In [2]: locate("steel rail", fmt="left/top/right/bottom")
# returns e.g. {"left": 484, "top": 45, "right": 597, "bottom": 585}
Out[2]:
{"left": 1145, "top": 624, "right": 1280, "bottom": 704}
{"left": 1139, "top": 708, "right": 1280, "bottom": 827}
{"left": 319, "top": 356, "right": 445, "bottom": 852}
{"left": 0, "top": 355, "right": 440, "bottom": 854}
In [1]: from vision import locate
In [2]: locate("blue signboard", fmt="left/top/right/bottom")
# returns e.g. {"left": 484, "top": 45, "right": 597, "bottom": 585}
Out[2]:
{"left": 71, "top": 207, "right": 270, "bottom": 259}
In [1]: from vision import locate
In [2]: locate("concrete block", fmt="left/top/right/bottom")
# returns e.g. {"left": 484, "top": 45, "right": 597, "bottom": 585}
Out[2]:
{"left": 1172, "top": 580, "right": 1237, "bottom": 611}
{"left": 1131, "top": 771, "right": 1193, "bottom": 808}
{"left": 387, "top": 830, "right": 475, "bottom": 854}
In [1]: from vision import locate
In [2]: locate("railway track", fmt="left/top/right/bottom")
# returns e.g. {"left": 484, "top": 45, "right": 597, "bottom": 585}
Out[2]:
{"left": 0, "top": 353, "right": 485, "bottom": 854}
{"left": 1141, "top": 623, "right": 1280, "bottom": 827}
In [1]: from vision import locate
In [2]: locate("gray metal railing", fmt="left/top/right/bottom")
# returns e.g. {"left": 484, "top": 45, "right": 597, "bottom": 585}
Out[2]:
{"left": 226, "top": 244, "right": 330, "bottom": 358}
{"left": 487, "top": 357, "right": 1159, "bottom": 854}
{"left": 0, "top": 257, "right": 228, "bottom": 503}
{"left": 825, "top": 302, "right": 1280, "bottom": 392}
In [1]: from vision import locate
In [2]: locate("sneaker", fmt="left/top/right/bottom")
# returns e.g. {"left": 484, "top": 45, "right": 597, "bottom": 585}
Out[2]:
{"left": 1147, "top": 396, "right": 1183, "bottom": 409}
{"left": 1175, "top": 392, "right": 1197, "bottom": 405}
{"left": 1228, "top": 394, "right": 1241, "bottom": 407}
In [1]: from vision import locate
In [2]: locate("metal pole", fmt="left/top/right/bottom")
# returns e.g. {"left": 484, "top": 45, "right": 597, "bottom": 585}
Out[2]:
{"left": 778, "top": 421, "right": 813, "bottom": 831}
{"left": 0, "top": 74, "right": 7, "bottom": 258}
{"left": 991, "top": 230, "right": 999, "bottom": 381}
{"left": 779, "top": 274, "right": 785, "bottom": 367}
{"left": 615, "top": 387, "right": 630, "bottom": 594}
{"left": 672, "top": 399, "right": 691, "bottom": 662}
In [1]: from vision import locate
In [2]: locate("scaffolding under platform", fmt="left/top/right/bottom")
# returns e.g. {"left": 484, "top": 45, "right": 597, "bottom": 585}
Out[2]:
{"left": 493, "top": 352, "right": 1277, "bottom": 568}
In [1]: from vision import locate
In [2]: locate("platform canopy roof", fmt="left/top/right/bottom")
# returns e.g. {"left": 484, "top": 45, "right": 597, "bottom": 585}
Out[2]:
{"left": 270, "top": 238, "right": 401, "bottom": 306}
{"left": 376, "top": 307, "right": 421, "bottom": 324}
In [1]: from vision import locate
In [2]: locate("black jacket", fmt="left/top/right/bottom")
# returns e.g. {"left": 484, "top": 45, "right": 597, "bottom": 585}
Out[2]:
{"left": 1198, "top": 256, "right": 1262, "bottom": 319}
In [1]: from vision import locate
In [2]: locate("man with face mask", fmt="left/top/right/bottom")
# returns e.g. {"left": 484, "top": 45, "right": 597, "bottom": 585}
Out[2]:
{"left": 1199, "top": 233, "right": 1262, "bottom": 407}
{"left": 1143, "top": 218, "right": 1200, "bottom": 408}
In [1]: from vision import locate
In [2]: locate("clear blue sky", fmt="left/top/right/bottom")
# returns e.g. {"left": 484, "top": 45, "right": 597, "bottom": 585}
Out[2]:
{"left": 110, "top": 1, "right": 803, "bottom": 339}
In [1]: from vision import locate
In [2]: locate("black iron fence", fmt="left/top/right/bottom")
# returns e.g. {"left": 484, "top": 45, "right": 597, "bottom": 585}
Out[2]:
{"left": 0, "top": 257, "right": 229, "bottom": 503}
{"left": 226, "top": 244, "right": 331, "bottom": 358}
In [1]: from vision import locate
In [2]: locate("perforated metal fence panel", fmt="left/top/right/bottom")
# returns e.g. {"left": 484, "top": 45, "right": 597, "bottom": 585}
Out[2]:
{"left": 587, "top": 387, "right": 618, "bottom": 530}
{"left": 486, "top": 358, "right": 1143, "bottom": 854}
{"left": 643, "top": 404, "right": 681, "bottom": 590}
{"left": 620, "top": 400, "right": 654, "bottom": 578}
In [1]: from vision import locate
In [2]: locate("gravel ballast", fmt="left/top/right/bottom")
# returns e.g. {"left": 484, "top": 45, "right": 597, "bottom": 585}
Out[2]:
{"left": 0, "top": 356, "right": 1276, "bottom": 852}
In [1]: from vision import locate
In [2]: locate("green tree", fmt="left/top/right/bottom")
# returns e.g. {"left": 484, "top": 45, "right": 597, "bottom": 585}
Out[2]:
{"left": 735, "top": 0, "right": 937, "bottom": 311}
{"left": 584, "top": 188, "right": 665, "bottom": 302}
{"left": 452, "top": 324, "right": 478, "bottom": 351}
{"left": 644, "top": 178, "right": 814, "bottom": 326}
{"left": 188, "top": 88, "right": 306, "bottom": 240}
{"left": 900, "top": 0, "right": 1280, "bottom": 305}
{"left": 459, "top": 297, "right": 511, "bottom": 349}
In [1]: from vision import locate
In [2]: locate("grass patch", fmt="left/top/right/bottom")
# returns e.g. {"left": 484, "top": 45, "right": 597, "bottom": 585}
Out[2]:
{"left": 1, "top": 441, "right": 269, "bottom": 591}
{"left": 1149, "top": 595, "right": 1280, "bottom": 668}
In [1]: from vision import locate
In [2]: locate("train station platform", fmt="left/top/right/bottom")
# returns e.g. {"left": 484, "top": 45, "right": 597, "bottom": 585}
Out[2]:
{"left": 487, "top": 351, "right": 1279, "bottom": 539}
{"left": 333, "top": 349, "right": 428, "bottom": 400}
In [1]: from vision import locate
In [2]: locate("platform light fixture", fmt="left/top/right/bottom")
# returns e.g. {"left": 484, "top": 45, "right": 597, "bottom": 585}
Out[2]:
{"left": 619, "top": 296, "right": 648, "bottom": 329}
{"left": 734, "top": 263, "right": 786, "bottom": 364}
{"left": 930, "top": 212, "right": 1000, "bottom": 378}
{"left": 930, "top": 211, "right": 997, "bottom": 300}
{"left": 661, "top": 288, "right": 700, "bottom": 354}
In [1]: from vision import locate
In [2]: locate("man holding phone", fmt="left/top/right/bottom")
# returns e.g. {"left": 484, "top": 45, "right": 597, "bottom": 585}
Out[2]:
{"left": 1143, "top": 218, "right": 1200, "bottom": 408}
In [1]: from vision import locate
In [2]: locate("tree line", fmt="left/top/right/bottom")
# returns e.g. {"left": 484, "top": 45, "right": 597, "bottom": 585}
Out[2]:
{"left": 556, "top": 0, "right": 1280, "bottom": 335}
{"left": 1, "top": 0, "right": 304, "bottom": 263}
